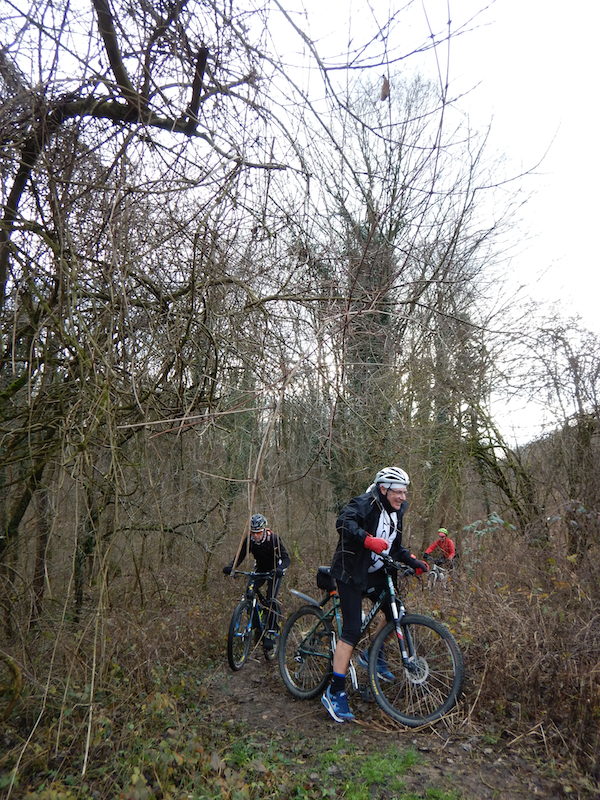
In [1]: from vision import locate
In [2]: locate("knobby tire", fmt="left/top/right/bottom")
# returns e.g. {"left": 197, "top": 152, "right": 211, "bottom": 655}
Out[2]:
{"left": 369, "top": 613, "right": 464, "bottom": 726}
{"left": 227, "top": 599, "right": 254, "bottom": 671}
{"left": 278, "top": 605, "right": 332, "bottom": 699}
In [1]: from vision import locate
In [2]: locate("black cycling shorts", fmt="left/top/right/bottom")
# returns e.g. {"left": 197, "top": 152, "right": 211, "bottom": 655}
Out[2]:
{"left": 337, "top": 570, "right": 393, "bottom": 647}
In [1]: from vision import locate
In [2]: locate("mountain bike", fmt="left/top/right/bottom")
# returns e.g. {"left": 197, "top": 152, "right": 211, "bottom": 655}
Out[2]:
{"left": 227, "top": 569, "right": 283, "bottom": 671}
{"left": 425, "top": 562, "right": 449, "bottom": 590}
{"left": 278, "top": 555, "right": 464, "bottom": 726}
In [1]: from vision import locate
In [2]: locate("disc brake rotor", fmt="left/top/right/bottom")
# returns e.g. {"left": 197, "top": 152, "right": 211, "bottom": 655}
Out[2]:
{"left": 405, "top": 656, "right": 429, "bottom": 685}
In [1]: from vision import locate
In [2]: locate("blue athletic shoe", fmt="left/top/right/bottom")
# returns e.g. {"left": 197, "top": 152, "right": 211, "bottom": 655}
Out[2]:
{"left": 357, "top": 649, "right": 395, "bottom": 682}
{"left": 321, "top": 686, "right": 355, "bottom": 722}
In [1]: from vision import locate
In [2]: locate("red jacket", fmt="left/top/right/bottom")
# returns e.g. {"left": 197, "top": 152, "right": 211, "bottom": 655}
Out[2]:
{"left": 425, "top": 536, "right": 456, "bottom": 560}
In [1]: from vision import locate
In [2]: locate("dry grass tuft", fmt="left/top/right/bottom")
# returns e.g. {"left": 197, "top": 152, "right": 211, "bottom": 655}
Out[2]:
{"left": 437, "top": 536, "right": 600, "bottom": 779}
{"left": 2, "top": 530, "right": 598, "bottom": 790}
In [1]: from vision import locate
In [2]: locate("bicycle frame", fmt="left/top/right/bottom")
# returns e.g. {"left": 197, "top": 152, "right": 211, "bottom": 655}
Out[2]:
{"left": 227, "top": 569, "right": 282, "bottom": 670}
{"left": 426, "top": 563, "right": 448, "bottom": 588}
{"left": 287, "top": 558, "right": 417, "bottom": 689}
{"left": 233, "top": 570, "right": 275, "bottom": 636}
{"left": 280, "top": 557, "right": 464, "bottom": 724}
{"left": 360, "top": 565, "right": 422, "bottom": 676}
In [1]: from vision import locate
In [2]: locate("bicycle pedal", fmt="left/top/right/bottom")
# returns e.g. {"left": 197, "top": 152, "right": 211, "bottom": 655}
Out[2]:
{"left": 357, "top": 683, "right": 374, "bottom": 702}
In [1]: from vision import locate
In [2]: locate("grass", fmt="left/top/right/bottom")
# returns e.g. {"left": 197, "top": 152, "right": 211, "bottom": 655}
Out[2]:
{"left": 315, "top": 738, "right": 424, "bottom": 800}
{"left": 2, "top": 534, "right": 599, "bottom": 799}
{"left": 2, "top": 668, "right": 463, "bottom": 800}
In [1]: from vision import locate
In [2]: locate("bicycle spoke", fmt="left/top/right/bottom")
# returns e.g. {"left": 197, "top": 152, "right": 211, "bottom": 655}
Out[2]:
{"left": 227, "top": 601, "right": 254, "bottom": 671}
{"left": 278, "top": 606, "right": 332, "bottom": 699}
{"left": 370, "top": 614, "right": 463, "bottom": 726}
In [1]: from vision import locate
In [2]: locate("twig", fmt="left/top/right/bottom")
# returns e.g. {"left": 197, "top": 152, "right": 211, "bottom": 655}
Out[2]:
{"left": 505, "top": 720, "right": 543, "bottom": 747}
{"left": 460, "top": 661, "right": 488, "bottom": 728}
{"left": 116, "top": 405, "right": 272, "bottom": 430}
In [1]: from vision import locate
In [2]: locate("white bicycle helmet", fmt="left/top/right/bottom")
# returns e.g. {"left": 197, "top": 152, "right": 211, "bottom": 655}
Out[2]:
{"left": 374, "top": 467, "right": 410, "bottom": 490}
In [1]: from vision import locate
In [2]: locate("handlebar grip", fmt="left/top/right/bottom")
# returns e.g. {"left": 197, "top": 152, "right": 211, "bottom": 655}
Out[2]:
{"left": 380, "top": 554, "right": 415, "bottom": 576}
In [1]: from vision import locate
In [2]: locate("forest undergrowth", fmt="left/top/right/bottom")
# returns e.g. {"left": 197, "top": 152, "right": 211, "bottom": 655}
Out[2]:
{"left": 1, "top": 534, "right": 599, "bottom": 799}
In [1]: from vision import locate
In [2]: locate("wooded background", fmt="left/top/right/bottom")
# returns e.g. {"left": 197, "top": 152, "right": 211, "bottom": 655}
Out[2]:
{"left": 1, "top": 1, "right": 598, "bottom": 795}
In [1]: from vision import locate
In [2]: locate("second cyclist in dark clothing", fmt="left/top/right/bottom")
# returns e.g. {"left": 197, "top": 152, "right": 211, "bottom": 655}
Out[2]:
{"left": 223, "top": 513, "right": 291, "bottom": 650}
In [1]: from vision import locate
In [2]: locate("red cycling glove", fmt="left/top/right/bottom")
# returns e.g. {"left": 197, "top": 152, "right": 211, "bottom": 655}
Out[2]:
{"left": 364, "top": 535, "right": 388, "bottom": 555}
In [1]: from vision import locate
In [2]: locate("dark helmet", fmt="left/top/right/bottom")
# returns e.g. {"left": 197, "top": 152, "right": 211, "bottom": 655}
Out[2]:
{"left": 250, "top": 513, "right": 268, "bottom": 532}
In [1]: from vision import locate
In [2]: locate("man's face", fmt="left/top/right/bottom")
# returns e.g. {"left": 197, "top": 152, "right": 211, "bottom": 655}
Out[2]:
{"left": 380, "top": 485, "right": 407, "bottom": 510}
{"left": 250, "top": 528, "right": 265, "bottom": 540}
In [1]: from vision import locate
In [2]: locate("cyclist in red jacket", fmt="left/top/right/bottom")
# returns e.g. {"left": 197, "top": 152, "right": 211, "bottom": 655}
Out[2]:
{"left": 424, "top": 527, "right": 456, "bottom": 566}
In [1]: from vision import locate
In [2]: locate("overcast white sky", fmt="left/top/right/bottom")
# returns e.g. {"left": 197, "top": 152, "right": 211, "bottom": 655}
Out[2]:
{"left": 448, "top": 0, "right": 600, "bottom": 336}
{"left": 444, "top": 1, "right": 600, "bottom": 440}
{"left": 290, "top": 0, "right": 599, "bottom": 331}
{"left": 288, "top": 0, "right": 598, "bottom": 441}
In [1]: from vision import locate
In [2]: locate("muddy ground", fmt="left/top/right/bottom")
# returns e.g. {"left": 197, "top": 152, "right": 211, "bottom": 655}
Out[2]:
{"left": 200, "top": 646, "right": 596, "bottom": 800}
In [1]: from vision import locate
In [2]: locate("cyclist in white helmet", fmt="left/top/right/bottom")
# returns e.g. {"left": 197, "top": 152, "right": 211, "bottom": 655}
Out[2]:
{"left": 321, "top": 467, "right": 428, "bottom": 723}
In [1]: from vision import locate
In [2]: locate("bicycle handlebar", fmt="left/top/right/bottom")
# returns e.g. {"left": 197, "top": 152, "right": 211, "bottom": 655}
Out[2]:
{"left": 379, "top": 553, "right": 416, "bottom": 576}
{"left": 229, "top": 569, "right": 277, "bottom": 580}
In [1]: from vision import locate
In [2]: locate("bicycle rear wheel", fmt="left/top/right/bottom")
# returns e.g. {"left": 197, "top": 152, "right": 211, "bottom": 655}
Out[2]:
{"left": 370, "top": 614, "right": 464, "bottom": 726}
{"left": 227, "top": 600, "right": 254, "bottom": 671}
{"left": 278, "top": 605, "right": 332, "bottom": 699}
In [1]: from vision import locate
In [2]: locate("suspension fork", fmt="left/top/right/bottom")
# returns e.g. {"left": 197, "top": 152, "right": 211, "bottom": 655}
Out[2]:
{"left": 247, "top": 580, "right": 266, "bottom": 633}
{"left": 257, "top": 595, "right": 270, "bottom": 636}
{"left": 248, "top": 592, "right": 261, "bottom": 634}
{"left": 386, "top": 572, "right": 415, "bottom": 667}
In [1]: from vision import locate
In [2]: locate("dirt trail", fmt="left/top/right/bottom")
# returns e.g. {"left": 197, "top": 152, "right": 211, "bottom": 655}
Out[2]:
{"left": 200, "top": 646, "right": 591, "bottom": 800}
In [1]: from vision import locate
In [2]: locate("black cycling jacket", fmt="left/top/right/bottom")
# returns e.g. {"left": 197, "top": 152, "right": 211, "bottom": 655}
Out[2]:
{"left": 331, "top": 489, "right": 420, "bottom": 590}
{"left": 228, "top": 530, "right": 291, "bottom": 573}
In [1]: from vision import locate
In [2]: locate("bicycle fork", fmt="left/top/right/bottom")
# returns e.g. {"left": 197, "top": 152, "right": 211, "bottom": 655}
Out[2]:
{"left": 386, "top": 574, "right": 419, "bottom": 672}
{"left": 243, "top": 595, "right": 261, "bottom": 639}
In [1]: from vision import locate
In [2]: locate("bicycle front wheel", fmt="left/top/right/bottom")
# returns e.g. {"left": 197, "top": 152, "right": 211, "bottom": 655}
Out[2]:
{"left": 263, "top": 599, "right": 282, "bottom": 663}
{"left": 227, "top": 600, "right": 254, "bottom": 671}
{"left": 370, "top": 614, "right": 464, "bottom": 727}
{"left": 278, "top": 605, "right": 332, "bottom": 699}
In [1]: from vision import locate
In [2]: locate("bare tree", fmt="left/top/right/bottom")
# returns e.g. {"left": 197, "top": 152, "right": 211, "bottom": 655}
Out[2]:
{"left": 0, "top": 0, "right": 523, "bottom": 647}
{"left": 496, "top": 316, "right": 600, "bottom": 554}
